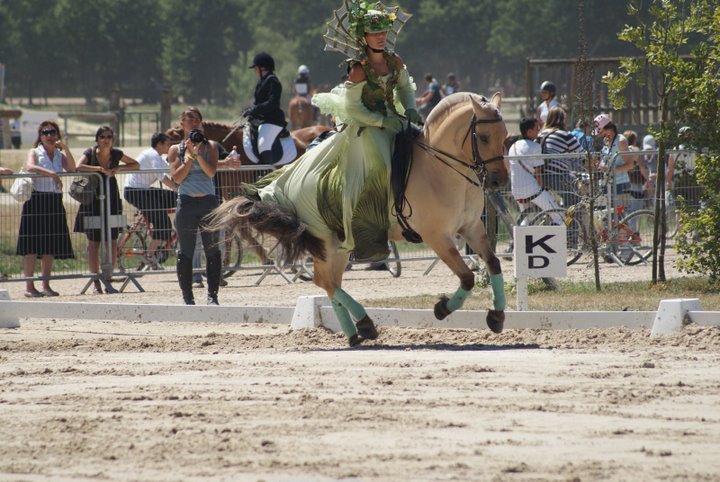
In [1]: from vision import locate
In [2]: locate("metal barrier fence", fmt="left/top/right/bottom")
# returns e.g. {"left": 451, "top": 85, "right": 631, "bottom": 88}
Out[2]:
{"left": 0, "top": 149, "right": 705, "bottom": 293}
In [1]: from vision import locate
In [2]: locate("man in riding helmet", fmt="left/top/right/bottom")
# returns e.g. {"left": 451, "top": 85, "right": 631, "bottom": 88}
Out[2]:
{"left": 243, "top": 52, "right": 288, "bottom": 165}
{"left": 535, "top": 80, "right": 559, "bottom": 128}
{"left": 294, "top": 64, "right": 312, "bottom": 98}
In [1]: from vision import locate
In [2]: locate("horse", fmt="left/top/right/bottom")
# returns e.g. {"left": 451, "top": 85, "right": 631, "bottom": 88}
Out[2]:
{"left": 208, "top": 92, "right": 509, "bottom": 346}
{"left": 288, "top": 95, "right": 314, "bottom": 130}
{"left": 165, "top": 121, "right": 333, "bottom": 265}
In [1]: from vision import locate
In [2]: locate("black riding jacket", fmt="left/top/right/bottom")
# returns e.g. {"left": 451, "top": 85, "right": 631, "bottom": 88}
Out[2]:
{"left": 248, "top": 72, "right": 287, "bottom": 127}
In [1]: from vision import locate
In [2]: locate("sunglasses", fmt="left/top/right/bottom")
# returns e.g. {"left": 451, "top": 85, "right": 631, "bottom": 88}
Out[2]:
{"left": 98, "top": 134, "right": 114, "bottom": 140}
{"left": 41, "top": 129, "right": 58, "bottom": 136}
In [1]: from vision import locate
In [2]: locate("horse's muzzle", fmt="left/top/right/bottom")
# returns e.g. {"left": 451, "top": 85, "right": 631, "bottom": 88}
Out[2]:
{"left": 485, "top": 172, "right": 509, "bottom": 191}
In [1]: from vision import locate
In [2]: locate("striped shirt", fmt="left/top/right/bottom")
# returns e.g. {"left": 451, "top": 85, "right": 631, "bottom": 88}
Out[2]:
{"left": 538, "top": 128, "right": 585, "bottom": 174}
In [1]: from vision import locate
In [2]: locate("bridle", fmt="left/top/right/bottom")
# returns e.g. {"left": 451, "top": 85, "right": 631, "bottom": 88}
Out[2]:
{"left": 415, "top": 113, "right": 505, "bottom": 188}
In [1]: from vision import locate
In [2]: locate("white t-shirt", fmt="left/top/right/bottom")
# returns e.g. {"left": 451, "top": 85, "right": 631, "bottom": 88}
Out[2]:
{"left": 508, "top": 139, "right": 544, "bottom": 199}
{"left": 538, "top": 98, "right": 559, "bottom": 124}
{"left": 124, "top": 147, "right": 168, "bottom": 189}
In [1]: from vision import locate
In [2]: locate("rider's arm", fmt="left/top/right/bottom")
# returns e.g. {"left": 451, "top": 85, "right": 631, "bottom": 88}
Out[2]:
{"left": 393, "top": 56, "right": 417, "bottom": 115}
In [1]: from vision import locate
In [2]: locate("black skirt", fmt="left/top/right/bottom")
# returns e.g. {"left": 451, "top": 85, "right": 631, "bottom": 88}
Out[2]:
{"left": 16, "top": 191, "right": 75, "bottom": 259}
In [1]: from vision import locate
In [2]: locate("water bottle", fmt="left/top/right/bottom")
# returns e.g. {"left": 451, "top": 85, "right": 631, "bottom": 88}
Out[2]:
{"left": 229, "top": 145, "right": 239, "bottom": 165}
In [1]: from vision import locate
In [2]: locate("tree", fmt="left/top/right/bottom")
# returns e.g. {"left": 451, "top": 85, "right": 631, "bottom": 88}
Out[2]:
{"left": 602, "top": 0, "right": 714, "bottom": 283}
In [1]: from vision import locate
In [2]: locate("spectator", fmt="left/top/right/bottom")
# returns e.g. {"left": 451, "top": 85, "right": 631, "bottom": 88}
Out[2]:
{"left": 537, "top": 106, "right": 585, "bottom": 210}
{"left": 624, "top": 130, "right": 651, "bottom": 212}
{"left": 571, "top": 118, "right": 595, "bottom": 152}
{"left": 535, "top": 81, "right": 559, "bottom": 128}
{"left": 593, "top": 114, "right": 634, "bottom": 211}
{"left": 74, "top": 126, "right": 139, "bottom": 294}
{"left": 168, "top": 107, "right": 222, "bottom": 306}
{"left": 442, "top": 73, "right": 461, "bottom": 96}
{"left": 16, "top": 121, "right": 76, "bottom": 297}
{"left": 10, "top": 118, "right": 22, "bottom": 149}
{"left": 416, "top": 73, "right": 442, "bottom": 121}
{"left": 667, "top": 126, "right": 702, "bottom": 210}
{"left": 123, "top": 132, "right": 177, "bottom": 268}
{"left": 507, "top": 118, "right": 562, "bottom": 225}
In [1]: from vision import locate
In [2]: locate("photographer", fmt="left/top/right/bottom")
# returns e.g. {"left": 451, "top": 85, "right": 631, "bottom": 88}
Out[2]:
{"left": 168, "top": 107, "right": 222, "bottom": 306}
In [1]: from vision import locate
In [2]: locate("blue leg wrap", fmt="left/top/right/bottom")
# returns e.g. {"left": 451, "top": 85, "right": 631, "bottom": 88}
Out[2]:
{"left": 331, "top": 299, "right": 357, "bottom": 337}
{"left": 332, "top": 288, "right": 367, "bottom": 321}
{"left": 446, "top": 287, "right": 472, "bottom": 312}
{"left": 490, "top": 273, "right": 506, "bottom": 311}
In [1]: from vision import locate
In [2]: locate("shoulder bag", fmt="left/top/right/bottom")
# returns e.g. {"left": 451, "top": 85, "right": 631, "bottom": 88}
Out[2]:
{"left": 69, "top": 148, "right": 100, "bottom": 204}
{"left": 10, "top": 171, "right": 33, "bottom": 203}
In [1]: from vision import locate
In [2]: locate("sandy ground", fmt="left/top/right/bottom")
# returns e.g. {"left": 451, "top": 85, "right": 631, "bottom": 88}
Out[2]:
{"left": 2, "top": 255, "right": 720, "bottom": 481}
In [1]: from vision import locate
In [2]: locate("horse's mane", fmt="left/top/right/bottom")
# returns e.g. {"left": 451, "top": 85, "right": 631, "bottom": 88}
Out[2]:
{"left": 423, "top": 92, "right": 496, "bottom": 133}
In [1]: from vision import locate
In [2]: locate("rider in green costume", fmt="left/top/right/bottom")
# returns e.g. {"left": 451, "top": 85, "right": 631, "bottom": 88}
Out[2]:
{"left": 250, "top": 0, "right": 420, "bottom": 262}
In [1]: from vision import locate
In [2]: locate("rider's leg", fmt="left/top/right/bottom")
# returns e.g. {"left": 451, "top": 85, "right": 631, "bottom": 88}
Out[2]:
{"left": 257, "top": 123, "right": 283, "bottom": 165}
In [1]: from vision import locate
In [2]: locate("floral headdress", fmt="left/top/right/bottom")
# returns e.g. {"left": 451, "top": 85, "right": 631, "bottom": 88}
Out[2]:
{"left": 323, "top": 1, "right": 412, "bottom": 58}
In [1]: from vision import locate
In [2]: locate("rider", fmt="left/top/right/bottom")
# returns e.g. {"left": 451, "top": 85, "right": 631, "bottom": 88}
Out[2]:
{"left": 536, "top": 80, "right": 559, "bottom": 128}
{"left": 243, "top": 52, "right": 288, "bottom": 165}
{"left": 293, "top": 65, "right": 312, "bottom": 98}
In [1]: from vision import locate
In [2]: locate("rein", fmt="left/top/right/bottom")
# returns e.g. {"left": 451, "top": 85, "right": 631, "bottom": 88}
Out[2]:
{"left": 415, "top": 114, "right": 504, "bottom": 188}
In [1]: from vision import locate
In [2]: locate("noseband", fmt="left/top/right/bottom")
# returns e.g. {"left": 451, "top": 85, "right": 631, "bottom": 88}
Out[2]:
{"left": 416, "top": 113, "right": 505, "bottom": 188}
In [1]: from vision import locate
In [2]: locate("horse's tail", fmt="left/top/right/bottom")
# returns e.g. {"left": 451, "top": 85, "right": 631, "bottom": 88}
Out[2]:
{"left": 207, "top": 196, "right": 325, "bottom": 263}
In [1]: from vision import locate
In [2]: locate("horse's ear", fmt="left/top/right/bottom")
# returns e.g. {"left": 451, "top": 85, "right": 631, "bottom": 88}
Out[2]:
{"left": 490, "top": 92, "right": 502, "bottom": 110}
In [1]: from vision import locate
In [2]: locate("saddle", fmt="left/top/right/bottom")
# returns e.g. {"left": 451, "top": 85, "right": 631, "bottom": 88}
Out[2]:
{"left": 247, "top": 121, "right": 291, "bottom": 165}
{"left": 391, "top": 123, "right": 423, "bottom": 243}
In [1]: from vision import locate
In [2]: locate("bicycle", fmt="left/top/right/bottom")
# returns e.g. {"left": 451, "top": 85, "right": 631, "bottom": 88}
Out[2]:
{"left": 529, "top": 197, "right": 655, "bottom": 266}
{"left": 117, "top": 210, "right": 243, "bottom": 278}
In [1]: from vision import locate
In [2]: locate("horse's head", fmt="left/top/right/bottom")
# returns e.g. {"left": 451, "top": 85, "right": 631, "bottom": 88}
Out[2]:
{"left": 467, "top": 92, "right": 509, "bottom": 190}
{"left": 423, "top": 92, "right": 509, "bottom": 191}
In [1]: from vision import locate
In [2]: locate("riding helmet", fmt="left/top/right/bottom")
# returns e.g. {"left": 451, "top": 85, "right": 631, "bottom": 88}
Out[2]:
{"left": 249, "top": 52, "right": 275, "bottom": 71}
{"left": 298, "top": 64, "right": 310, "bottom": 75}
{"left": 540, "top": 80, "right": 556, "bottom": 94}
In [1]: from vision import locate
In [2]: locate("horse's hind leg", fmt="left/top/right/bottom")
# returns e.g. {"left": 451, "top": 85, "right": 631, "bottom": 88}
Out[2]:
{"left": 461, "top": 224, "right": 506, "bottom": 333}
{"left": 312, "top": 251, "right": 378, "bottom": 347}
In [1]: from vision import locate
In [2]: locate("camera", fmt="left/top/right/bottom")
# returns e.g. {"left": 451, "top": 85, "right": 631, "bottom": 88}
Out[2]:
{"left": 188, "top": 129, "right": 207, "bottom": 144}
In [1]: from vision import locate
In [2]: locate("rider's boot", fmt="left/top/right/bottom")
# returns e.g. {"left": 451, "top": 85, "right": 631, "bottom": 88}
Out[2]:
{"left": 177, "top": 253, "right": 195, "bottom": 305}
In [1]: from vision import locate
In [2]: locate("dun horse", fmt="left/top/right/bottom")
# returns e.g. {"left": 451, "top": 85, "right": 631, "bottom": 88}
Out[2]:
{"left": 209, "top": 93, "right": 509, "bottom": 346}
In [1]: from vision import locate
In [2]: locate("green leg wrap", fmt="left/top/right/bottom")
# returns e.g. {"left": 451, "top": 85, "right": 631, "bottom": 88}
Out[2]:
{"left": 332, "top": 288, "right": 367, "bottom": 321}
{"left": 331, "top": 299, "right": 357, "bottom": 337}
{"left": 446, "top": 287, "right": 472, "bottom": 312}
{"left": 490, "top": 273, "right": 506, "bottom": 311}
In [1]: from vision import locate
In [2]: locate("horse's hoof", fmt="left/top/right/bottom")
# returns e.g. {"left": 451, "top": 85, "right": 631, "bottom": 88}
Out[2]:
{"left": 486, "top": 310, "right": 505, "bottom": 334}
{"left": 348, "top": 334, "right": 364, "bottom": 347}
{"left": 434, "top": 296, "right": 451, "bottom": 320}
{"left": 355, "top": 316, "right": 378, "bottom": 340}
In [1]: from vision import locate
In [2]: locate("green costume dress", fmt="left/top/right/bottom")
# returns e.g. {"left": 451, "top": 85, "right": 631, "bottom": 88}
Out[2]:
{"left": 251, "top": 51, "right": 416, "bottom": 260}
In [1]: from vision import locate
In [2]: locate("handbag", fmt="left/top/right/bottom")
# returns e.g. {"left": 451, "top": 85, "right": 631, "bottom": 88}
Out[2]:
{"left": 69, "top": 175, "right": 99, "bottom": 204}
{"left": 10, "top": 171, "right": 33, "bottom": 203}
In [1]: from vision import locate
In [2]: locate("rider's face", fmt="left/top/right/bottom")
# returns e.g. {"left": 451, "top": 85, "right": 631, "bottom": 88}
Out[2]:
{"left": 364, "top": 31, "right": 388, "bottom": 51}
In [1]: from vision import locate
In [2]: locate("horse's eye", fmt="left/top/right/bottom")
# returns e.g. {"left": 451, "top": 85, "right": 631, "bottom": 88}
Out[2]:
{"left": 479, "top": 134, "right": 489, "bottom": 144}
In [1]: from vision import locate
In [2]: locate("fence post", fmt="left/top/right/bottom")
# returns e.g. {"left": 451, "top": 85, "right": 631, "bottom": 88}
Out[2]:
{"left": 160, "top": 85, "right": 172, "bottom": 131}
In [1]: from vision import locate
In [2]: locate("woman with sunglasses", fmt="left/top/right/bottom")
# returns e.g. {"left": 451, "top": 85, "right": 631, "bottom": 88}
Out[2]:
{"left": 74, "top": 126, "right": 139, "bottom": 294}
{"left": 16, "top": 121, "right": 77, "bottom": 297}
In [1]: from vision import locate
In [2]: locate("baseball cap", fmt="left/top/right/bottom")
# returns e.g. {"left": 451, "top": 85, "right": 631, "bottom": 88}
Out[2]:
{"left": 642, "top": 134, "right": 656, "bottom": 150}
{"left": 592, "top": 114, "right": 611, "bottom": 135}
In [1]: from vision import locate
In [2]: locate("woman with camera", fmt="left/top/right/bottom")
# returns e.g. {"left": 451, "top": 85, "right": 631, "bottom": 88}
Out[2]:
{"left": 168, "top": 107, "right": 222, "bottom": 305}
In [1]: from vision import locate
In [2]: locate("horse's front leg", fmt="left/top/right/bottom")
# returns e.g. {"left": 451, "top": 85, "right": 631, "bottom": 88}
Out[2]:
{"left": 461, "top": 224, "right": 506, "bottom": 333}
{"left": 312, "top": 251, "right": 378, "bottom": 347}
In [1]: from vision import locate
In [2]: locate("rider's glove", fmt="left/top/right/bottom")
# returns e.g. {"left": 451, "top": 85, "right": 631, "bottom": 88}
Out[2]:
{"left": 381, "top": 116, "right": 402, "bottom": 133}
{"left": 405, "top": 108, "right": 423, "bottom": 125}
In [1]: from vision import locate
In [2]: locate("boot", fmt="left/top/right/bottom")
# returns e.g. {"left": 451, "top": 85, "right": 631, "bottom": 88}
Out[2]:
{"left": 205, "top": 250, "right": 222, "bottom": 305}
{"left": 177, "top": 253, "right": 195, "bottom": 305}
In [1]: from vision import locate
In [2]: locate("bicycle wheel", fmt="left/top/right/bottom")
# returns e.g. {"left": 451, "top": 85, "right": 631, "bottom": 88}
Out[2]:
{"left": 387, "top": 241, "right": 401, "bottom": 278}
{"left": 222, "top": 233, "right": 243, "bottom": 279}
{"left": 117, "top": 229, "right": 148, "bottom": 271}
{"left": 615, "top": 209, "right": 654, "bottom": 266}
{"left": 529, "top": 208, "right": 584, "bottom": 266}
